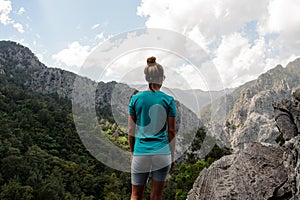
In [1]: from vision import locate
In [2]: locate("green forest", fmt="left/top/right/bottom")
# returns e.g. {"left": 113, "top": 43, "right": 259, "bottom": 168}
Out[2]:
{"left": 0, "top": 75, "right": 230, "bottom": 199}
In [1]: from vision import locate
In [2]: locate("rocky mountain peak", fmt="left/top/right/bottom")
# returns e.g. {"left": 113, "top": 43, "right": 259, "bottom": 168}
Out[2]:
{"left": 188, "top": 93, "right": 300, "bottom": 199}
{"left": 202, "top": 58, "right": 300, "bottom": 151}
{"left": 0, "top": 41, "right": 47, "bottom": 86}
{"left": 0, "top": 41, "right": 46, "bottom": 73}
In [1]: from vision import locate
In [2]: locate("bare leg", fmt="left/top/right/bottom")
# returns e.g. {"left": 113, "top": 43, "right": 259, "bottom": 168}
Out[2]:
{"left": 131, "top": 184, "right": 146, "bottom": 200}
{"left": 150, "top": 179, "right": 165, "bottom": 200}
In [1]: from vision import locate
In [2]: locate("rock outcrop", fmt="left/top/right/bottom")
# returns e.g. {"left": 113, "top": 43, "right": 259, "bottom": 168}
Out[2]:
{"left": 201, "top": 59, "right": 300, "bottom": 151}
{"left": 188, "top": 91, "right": 300, "bottom": 200}
{"left": 0, "top": 41, "right": 46, "bottom": 73}
{"left": 274, "top": 88, "right": 300, "bottom": 140}
{"left": 283, "top": 136, "right": 300, "bottom": 199}
{"left": 187, "top": 142, "right": 291, "bottom": 199}
{"left": 0, "top": 41, "right": 46, "bottom": 86}
{"left": 275, "top": 89, "right": 300, "bottom": 198}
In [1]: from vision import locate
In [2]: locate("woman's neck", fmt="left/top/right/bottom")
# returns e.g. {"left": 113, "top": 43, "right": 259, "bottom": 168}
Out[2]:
{"left": 148, "top": 83, "right": 162, "bottom": 91}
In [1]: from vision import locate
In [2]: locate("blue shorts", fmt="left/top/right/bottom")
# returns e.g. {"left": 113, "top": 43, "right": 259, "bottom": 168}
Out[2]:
{"left": 131, "top": 154, "right": 172, "bottom": 185}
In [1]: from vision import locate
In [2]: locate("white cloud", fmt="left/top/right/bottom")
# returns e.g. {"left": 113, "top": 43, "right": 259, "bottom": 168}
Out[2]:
{"left": 13, "top": 22, "right": 24, "bottom": 33}
{"left": 43, "top": 0, "right": 300, "bottom": 90}
{"left": 91, "top": 23, "right": 100, "bottom": 30}
{"left": 265, "top": 54, "right": 299, "bottom": 71}
{"left": 265, "top": 0, "right": 300, "bottom": 33}
{"left": 17, "top": 7, "right": 25, "bottom": 15}
{"left": 52, "top": 42, "right": 93, "bottom": 68}
{"left": 0, "top": 0, "right": 25, "bottom": 33}
{"left": 137, "top": 0, "right": 268, "bottom": 41}
{"left": 91, "top": 21, "right": 109, "bottom": 31}
{"left": 262, "top": 0, "right": 300, "bottom": 50}
{"left": 136, "top": 0, "right": 300, "bottom": 89}
{"left": 187, "top": 25, "right": 211, "bottom": 53}
{"left": 96, "top": 32, "right": 104, "bottom": 40}
{"left": 52, "top": 32, "right": 113, "bottom": 75}
{"left": 213, "top": 33, "right": 266, "bottom": 88}
{"left": 76, "top": 29, "right": 219, "bottom": 90}
{"left": 0, "top": 0, "right": 12, "bottom": 25}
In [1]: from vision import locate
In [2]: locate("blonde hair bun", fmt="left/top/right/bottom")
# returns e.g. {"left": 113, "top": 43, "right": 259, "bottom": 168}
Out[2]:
{"left": 147, "top": 56, "right": 156, "bottom": 65}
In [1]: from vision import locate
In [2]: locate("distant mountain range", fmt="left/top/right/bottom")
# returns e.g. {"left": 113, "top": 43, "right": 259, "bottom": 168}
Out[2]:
{"left": 1, "top": 40, "right": 299, "bottom": 155}
{"left": 0, "top": 40, "right": 201, "bottom": 161}
{"left": 129, "top": 83, "right": 234, "bottom": 115}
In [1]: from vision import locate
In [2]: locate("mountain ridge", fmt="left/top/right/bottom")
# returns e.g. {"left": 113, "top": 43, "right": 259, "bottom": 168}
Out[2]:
{"left": 2, "top": 39, "right": 299, "bottom": 154}
{"left": 188, "top": 93, "right": 300, "bottom": 199}
{"left": 201, "top": 57, "right": 300, "bottom": 151}
{"left": 0, "top": 40, "right": 202, "bottom": 162}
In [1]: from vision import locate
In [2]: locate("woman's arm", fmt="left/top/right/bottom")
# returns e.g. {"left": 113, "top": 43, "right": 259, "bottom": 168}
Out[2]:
{"left": 128, "top": 114, "right": 137, "bottom": 154}
{"left": 167, "top": 116, "right": 176, "bottom": 166}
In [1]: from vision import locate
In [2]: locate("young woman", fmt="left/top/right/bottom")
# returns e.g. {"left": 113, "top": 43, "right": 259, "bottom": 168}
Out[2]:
{"left": 128, "top": 56, "right": 177, "bottom": 200}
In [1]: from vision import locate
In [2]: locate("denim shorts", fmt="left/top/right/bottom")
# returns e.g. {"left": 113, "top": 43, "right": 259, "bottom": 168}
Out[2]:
{"left": 131, "top": 154, "right": 172, "bottom": 185}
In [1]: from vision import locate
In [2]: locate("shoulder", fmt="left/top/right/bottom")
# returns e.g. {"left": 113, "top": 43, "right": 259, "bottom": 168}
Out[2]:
{"left": 129, "top": 91, "right": 145, "bottom": 102}
{"left": 158, "top": 91, "right": 176, "bottom": 107}
{"left": 159, "top": 91, "right": 175, "bottom": 101}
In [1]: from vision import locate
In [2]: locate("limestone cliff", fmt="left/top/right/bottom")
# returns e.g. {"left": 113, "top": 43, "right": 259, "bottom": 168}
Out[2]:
{"left": 188, "top": 92, "right": 300, "bottom": 200}
{"left": 201, "top": 59, "right": 300, "bottom": 151}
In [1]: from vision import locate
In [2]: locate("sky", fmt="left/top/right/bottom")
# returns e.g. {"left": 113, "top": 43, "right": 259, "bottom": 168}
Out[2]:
{"left": 1, "top": 0, "right": 300, "bottom": 90}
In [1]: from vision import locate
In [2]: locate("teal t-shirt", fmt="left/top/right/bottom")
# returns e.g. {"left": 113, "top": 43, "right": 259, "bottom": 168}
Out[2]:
{"left": 128, "top": 90, "right": 177, "bottom": 155}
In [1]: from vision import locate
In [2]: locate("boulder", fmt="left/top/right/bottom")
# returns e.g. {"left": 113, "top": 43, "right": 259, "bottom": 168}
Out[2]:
{"left": 188, "top": 92, "right": 300, "bottom": 199}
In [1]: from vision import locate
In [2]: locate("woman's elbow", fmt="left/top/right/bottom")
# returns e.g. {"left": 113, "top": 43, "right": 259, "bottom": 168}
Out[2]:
{"left": 168, "top": 129, "right": 176, "bottom": 137}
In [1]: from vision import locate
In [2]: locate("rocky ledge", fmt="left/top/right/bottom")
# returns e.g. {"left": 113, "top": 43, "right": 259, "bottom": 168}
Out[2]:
{"left": 187, "top": 90, "right": 300, "bottom": 200}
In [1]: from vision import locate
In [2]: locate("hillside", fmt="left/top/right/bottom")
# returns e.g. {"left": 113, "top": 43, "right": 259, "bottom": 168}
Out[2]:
{"left": 200, "top": 58, "right": 300, "bottom": 151}
{"left": 0, "top": 41, "right": 134, "bottom": 199}
{"left": 188, "top": 92, "right": 300, "bottom": 199}
{"left": 0, "top": 40, "right": 232, "bottom": 199}
{"left": 0, "top": 41, "right": 204, "bottom": 161}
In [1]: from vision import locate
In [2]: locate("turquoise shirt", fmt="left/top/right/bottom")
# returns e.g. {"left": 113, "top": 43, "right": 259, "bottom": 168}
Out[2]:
{"left": 128, "top": 90, "right": 177, "bottom": 155}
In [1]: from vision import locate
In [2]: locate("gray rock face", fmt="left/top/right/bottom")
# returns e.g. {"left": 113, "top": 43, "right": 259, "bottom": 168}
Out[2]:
{"left": 201, "top": 59, "right": 300, "bottom": 151}
{"left": 187, "top": 139, "right": 300, "bottom": 199}
{"left": 0, "top": 41, "right": 202, "bottom": 162}
{"left": 188, "top": 94, "right": 300, "bottom": 200}
{"left": 276, "top": 92, "right": 300, "bottom": 199}
{"left": 0, "top": 41, "right": 46, "bottom": 73}
{"left": 274, "top": 93, "right": 300, "bottom": 140}
{"left": 29, "top": 68, "right": 78, "bottom": 98}
{"left": 283, "top": 136, "right": 300, "bottom": 199}
{"left": 30, "top": 67, "right": 202, "bottom": 160}
{"left": 187, "top": 143, "right": 291, "bottom": 200}
{"left": 0, "top": 41, "right": 46, "bottom": 85}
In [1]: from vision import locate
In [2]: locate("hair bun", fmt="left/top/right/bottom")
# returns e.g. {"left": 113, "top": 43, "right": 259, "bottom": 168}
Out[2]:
{"left": 147, "top": 56, "right": 156, "bottom": 64}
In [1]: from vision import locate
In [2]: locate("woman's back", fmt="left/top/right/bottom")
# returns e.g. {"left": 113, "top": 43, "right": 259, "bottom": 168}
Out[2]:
{"left": 128, "top": 90, "right": 176, "bottom": 155}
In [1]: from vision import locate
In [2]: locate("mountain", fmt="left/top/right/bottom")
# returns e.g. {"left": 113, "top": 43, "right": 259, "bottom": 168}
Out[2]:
{"left": 0, "top": 41, "right": 135, "bottom": 199}
{"left": 201, "top": 58, "right": 300, "bottom": 151}
{"left": 165, "top": 87, "right": 233, "bottom": 116}
{"left": 129, "top": 84, "right": 234, "bottom": 115}
{"left": 0, "top": 41, "right": 46, "bottom": 86}
{"left": 5, "top": 40, "right": 300, "bottom": 199}
{"left": 188, "top": 94, "right": 300, "bottom": 199}
{"left": 0, "top": 40, "right": 202, "bottom": 162}
{"left": 2, "top": 40, "right": 299, "bottom": 155}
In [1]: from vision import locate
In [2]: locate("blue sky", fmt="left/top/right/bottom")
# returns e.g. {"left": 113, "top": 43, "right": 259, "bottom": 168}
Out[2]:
{"left": 1, "top": 0, "right": 300, "bottom": 90}
{"left": 0, "top": 0, "right": 145, "bottom": 69}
